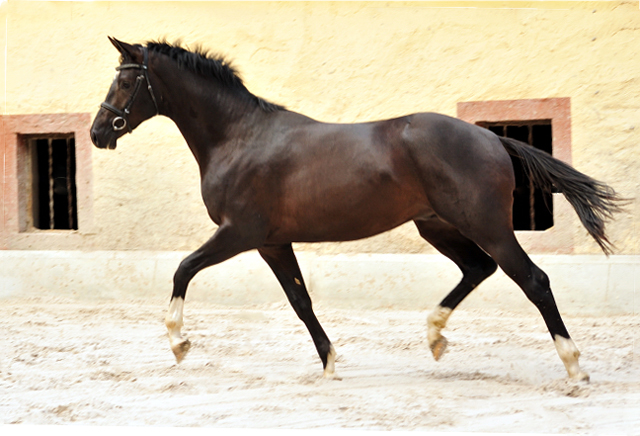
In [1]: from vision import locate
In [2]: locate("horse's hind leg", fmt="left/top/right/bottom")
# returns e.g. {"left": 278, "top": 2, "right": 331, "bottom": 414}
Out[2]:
{"left": 414, "top": 219, "right": 497, "bottom": 360}
{"left": 258, "top": 244, "right": 337, "bottom": 379}
{"left": 478, "top": 232, "right": 590, "bottom": 381}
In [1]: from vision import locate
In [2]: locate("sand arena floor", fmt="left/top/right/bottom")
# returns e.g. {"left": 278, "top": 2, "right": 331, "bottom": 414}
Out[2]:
{"left": 1, "top": 297, "right": 639, "bottom": 434}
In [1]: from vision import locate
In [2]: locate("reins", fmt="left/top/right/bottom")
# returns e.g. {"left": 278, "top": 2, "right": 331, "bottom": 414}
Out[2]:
{"left": 100, "top": 47, "right": 159, "bottom": 132}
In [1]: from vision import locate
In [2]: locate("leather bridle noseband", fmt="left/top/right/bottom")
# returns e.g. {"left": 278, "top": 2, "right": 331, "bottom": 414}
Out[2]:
{"left": 100, "top": 47, "right": 160, "bottom": 133}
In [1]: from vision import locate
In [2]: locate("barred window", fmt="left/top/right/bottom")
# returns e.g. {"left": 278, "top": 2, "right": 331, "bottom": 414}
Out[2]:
{"left": 24, "top": 135, "right": 78, "bottom": 230}
{"left": 477, "top": 121, "right": 553, "bottom": 231}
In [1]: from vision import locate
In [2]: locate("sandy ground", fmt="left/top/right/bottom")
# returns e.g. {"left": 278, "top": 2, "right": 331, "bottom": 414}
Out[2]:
{"left": 1, "top": 297, "right": 639, "bottom": 434}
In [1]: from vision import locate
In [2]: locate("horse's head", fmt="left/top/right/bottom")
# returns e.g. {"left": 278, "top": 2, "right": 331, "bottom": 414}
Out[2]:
{"left": 90, "top": 37, "right": 160, "bottom": 150}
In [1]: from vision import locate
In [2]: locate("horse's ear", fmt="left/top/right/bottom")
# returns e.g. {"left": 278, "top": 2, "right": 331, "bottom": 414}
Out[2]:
{"left": 108, "top": 36, "right": 138, "bottom": 60}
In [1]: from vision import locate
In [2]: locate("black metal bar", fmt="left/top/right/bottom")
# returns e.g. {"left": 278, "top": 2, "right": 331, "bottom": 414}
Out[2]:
{"left": 528, "top": 124, "right": 535, "bottom": 230}
{"left": 47, "top": 138, "right": 54, "bottom": 229}
{"left": 66, "top": 138, "right": 74, "bottom": 229}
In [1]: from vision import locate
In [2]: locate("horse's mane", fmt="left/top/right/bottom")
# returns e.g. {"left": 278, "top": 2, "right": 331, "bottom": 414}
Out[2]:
{"left": 146, "top": 40, "right": 285, "bottom": 113}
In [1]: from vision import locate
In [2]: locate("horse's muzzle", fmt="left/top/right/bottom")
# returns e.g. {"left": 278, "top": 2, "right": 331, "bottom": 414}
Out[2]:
{"left": 90, "top": 127, "right": 118, "bottom": 150}
{"left": 90, "top": 111, "right": 120, "bottom": 150}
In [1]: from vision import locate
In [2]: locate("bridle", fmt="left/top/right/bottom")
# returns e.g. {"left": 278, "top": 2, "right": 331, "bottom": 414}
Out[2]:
{"left": 100, "top": 47, "right": 160, "bottom": 132}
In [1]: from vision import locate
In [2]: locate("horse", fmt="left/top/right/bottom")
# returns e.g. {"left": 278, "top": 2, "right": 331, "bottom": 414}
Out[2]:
{"left": 90, "top": 37, "right": 623, "bottom": 381}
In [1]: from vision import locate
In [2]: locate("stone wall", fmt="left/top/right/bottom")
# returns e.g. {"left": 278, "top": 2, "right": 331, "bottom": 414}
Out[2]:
{"left": 1, "top": 1, "right": 638, "bottom": 255}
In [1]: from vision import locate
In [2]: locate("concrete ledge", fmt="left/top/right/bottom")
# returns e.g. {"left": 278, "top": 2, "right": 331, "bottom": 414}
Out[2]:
{"left": 0, "top": 251, "right": 637, "bottom": 315}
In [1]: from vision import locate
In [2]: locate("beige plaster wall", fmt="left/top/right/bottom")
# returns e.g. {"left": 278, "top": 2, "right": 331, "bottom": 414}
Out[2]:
{"left": 1, "top": 1, "right": 638, "bottom": 254}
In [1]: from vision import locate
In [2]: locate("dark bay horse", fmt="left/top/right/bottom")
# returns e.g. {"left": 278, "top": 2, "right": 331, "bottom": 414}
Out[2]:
{"left": 90, "top": 38, "right": 623, "bottom": 381}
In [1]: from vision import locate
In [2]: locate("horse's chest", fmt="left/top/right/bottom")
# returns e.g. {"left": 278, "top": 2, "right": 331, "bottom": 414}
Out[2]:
{"left": 199, "top": 161, "right": 272, "bottom": 223}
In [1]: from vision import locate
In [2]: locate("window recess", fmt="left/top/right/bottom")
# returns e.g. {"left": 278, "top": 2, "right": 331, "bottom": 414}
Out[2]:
{"left": 25, "top": 135, "right": 78, "bottom": 231}
{"left": 477, "top": 120, "right": 554, "bottom": 231}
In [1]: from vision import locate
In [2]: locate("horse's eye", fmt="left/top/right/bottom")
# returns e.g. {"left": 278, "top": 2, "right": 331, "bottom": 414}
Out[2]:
{"left": 122, "top": 81, "right": 131, "bottom": 90}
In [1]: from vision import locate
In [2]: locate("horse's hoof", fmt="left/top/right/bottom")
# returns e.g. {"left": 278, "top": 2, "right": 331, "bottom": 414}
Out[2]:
{"left": 430, "top": 336, "right": 448, "bottom": 361}
{"left": 323, "top": 371, "right": 343, "bottom": 381}
{"left": 171, "top": 339, "right": 191, "bottom": 363}
{"left": 570, "top": 371, "right": 590, "bottom": 382}
{"left": 321, "top": 344, "right": 341, "bottom": 380}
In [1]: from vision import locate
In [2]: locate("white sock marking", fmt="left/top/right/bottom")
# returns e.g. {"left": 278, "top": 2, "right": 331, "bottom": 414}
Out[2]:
{"left": 554, "top": 335, "right": 590, "bottom": 381}
{"left": 427, "top": 306, "right": 452, "bottom": 346}
{"left": 165, "top": 297, "right": 185, "bottom": 347}
{"left": 323, "top": 345, "right": 338, "bottom": 379}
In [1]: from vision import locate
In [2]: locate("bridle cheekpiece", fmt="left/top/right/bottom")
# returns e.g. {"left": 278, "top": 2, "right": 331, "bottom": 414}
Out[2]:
{"left": 100, "top": 47, "right": 160, "bottom": 132}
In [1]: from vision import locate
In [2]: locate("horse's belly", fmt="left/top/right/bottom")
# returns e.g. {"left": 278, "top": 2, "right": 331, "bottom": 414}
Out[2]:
{"left": 269, "top": 185, "right": 431, "bottom": 243}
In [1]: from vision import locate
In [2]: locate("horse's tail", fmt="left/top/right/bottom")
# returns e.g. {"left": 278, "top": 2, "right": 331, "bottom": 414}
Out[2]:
{"left": 498, "top": 136, "right": 626, "bottom": 255}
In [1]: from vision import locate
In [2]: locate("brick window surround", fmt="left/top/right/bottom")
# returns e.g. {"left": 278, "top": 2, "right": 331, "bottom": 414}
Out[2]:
{"left": 1, "top": 113, "right": 93, "bottom": 249}
{"left": 457, "top": 98, "right": 575, "bottom": 253}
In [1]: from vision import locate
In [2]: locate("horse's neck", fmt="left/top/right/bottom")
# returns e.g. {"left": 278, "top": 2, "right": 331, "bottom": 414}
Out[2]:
{"left": 159, "top": 71, "right": 259, "bottom": 170}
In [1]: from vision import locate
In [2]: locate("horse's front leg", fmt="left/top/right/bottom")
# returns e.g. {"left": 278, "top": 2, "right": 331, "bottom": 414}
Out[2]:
{"left": 165, "top": 295, "right": 190, "bottom": 362}
{"left": 165, "top": 223, "right": 261, "bottom": 363}
{"left": 258, "top": 244, "right": 338, "bottom": 379}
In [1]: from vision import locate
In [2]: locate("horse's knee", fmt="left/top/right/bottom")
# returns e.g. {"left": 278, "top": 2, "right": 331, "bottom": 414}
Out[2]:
{"left": 173, "top": 258, "right": 197, "bottom": 291}
{"left": 174, "top": 260, "right": 188, "bottom": 281}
